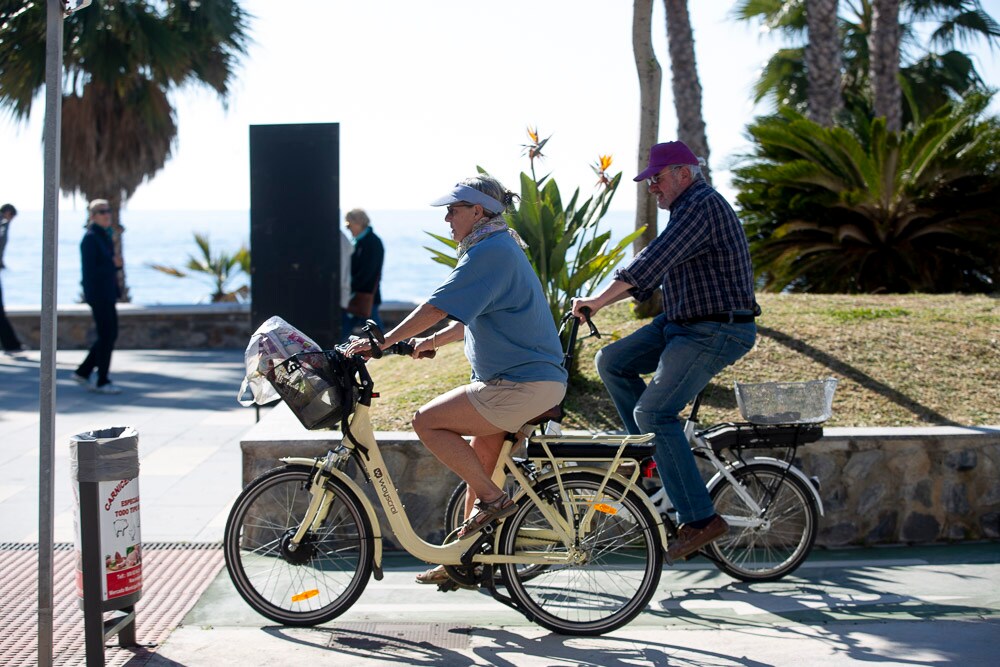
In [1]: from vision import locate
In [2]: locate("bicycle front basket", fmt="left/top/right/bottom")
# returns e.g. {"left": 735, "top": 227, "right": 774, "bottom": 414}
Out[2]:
{"left": 266, "top": 349, "right": 357, "bottom": 430}
{"left": 734, "top": 378, "right": 838, "bottom": 425}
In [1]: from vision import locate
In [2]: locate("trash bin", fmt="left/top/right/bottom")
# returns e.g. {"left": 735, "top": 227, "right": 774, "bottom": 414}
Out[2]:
{"left": 70, "top": 426, "right": 141, "bottom": 660}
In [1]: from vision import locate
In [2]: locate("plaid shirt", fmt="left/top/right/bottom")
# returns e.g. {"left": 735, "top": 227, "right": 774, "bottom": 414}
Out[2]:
{"left": 614, "top": 180, "right": 757, "bottom": 321}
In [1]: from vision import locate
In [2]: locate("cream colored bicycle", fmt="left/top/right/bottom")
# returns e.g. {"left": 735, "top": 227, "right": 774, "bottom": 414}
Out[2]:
{"left": 223, "top": 317, "right": 666, "bottom": 636}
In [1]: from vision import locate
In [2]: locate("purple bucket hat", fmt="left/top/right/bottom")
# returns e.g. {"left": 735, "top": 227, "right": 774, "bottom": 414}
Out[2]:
{"left": 634, "top": 141, "right": 700, "bottom": 182}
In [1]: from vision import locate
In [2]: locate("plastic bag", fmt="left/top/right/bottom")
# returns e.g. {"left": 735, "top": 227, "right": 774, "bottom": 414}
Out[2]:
{"left": 237, "top": 316, "right": 321, "bottom": 406}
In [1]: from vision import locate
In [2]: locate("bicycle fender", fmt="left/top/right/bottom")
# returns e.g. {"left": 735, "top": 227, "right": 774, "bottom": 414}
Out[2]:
{"left": 280, "top": 457, "right": 385, "bottom": 571}
{"left": 531, "top": 466, "right": 669, "bottom": 548}
{"left": 706, "top": 458, "right": 824, "bottom": 516}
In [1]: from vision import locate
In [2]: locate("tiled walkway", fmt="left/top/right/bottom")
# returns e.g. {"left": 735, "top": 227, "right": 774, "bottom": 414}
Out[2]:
{"left": 0, "top": 542, "right": 223, "bottom": 667}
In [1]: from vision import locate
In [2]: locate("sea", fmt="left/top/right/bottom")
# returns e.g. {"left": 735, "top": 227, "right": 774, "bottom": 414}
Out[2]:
{"left": 0, "top": 209, "right": 642, "bottom": 308}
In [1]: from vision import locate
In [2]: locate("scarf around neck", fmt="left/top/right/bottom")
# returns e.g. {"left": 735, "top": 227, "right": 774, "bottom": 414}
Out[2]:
{"left": 456, "top": 214, "right": 528, "bottom": 259}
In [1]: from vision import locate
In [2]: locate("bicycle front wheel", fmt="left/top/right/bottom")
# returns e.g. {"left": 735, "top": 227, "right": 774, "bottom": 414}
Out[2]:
{"left": 223, "top": 465, "right": 374, "bottom": 626}
{"left": 497, "top": 472, "right": 662, "bottom": 636}
{"left": 707, "top": 463, "right": 818, "bottom": 582}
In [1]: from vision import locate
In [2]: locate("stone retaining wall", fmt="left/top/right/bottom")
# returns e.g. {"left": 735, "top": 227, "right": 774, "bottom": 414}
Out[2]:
{"left": 5, "top": 301, "right": 416, "bottom": 350}
{"left": 798, "top": 427, "right": 1000, "bottom": 545}
{"left": 241, "top": 405, "right": 1000, "bottom": 550}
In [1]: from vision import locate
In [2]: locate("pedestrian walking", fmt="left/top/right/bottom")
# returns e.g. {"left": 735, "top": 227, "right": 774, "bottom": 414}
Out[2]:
{"left": 72, "top": 199, "right": 123, "bottom": 394}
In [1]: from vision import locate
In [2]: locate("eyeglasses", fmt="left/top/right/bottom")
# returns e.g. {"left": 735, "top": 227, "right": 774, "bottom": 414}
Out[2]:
{"left": 94, "top": 209, "right": 111, "bottom": 215}
{"left": 445, "top": 204, "right": 473, "bottom": 215}
{"left": 645, "top": 166, "right": 685, "bottom": 187}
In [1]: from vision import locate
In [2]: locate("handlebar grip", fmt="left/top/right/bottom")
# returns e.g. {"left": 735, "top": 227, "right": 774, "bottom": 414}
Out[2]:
{"left": 386, "top": 339, "right": 436, "bottom": 359}
{"left": 388, "top": 340, "right": 414, "bottom": 356}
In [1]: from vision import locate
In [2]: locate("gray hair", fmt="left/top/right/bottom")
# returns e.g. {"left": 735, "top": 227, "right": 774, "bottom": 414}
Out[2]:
{"left": 345, "top": 208, "right": 370, "bottom": 227}
{"left": 459, "top": 174, "right": 518, "bottom": 216}
{"left": 685, "top": 158, "right": 707, "bottom": 183}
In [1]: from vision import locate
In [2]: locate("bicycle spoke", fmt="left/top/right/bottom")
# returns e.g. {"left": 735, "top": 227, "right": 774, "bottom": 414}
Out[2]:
{"left": 499, "top": 473, "right": 661, "bottom": 635}
{"left": 224, "top": 467, "right": 373, "bottom": 626}
{"left": 708, "top": 465, "right": 817, "bottom": 581}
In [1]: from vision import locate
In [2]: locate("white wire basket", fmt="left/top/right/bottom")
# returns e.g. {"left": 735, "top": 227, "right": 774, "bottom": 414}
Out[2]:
{"left": 734, "top": 378, "right": 839, "bottom": 425}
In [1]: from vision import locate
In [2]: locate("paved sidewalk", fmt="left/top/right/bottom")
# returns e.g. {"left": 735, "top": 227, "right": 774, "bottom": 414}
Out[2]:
{"left": 3, "top": 349, "right": 999, "bottom": 665}
{"left": 152, "top": 545, "right": 1000, "bottom": 666}
{"left": 0, "top": 348, "right": 257, "bottom": 543}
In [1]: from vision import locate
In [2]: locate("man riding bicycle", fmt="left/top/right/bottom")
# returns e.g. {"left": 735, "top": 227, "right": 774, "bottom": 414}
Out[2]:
{"left": 572, "top": 140, "right": 759, "bottom": 563}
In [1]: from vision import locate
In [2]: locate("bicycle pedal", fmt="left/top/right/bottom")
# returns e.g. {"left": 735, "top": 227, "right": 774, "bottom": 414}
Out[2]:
{"left": 437, "top": 580, "right": 460, "bottom": 593}
{"left": 437, "top": 579, "right": 477, "bottom": 593}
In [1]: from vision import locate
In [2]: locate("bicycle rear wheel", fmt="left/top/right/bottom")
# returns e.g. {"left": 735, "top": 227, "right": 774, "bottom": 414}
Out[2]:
{"left": 707, "top": 463, "right": 818, "bottom": 582}
{"left": 497, "top": 471, "right": 662, "bottom": 636}
{"left": 224, "top": 465, "right": 374, "bottom": 626}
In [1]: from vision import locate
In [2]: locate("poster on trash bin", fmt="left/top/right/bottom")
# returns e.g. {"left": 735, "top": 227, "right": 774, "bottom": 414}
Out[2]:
{"left": 74, "top": 477, "right": 143, "bottom": 601}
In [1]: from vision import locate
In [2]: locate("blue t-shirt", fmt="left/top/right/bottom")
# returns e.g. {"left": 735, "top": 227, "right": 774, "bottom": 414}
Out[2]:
{"left": 427, "top": 232, "right": 568, "bottom": 384}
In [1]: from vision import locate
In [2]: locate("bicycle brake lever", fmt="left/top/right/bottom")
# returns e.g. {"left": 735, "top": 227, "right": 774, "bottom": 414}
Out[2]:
{"left": 362, "top": 321, "right": 385, "bottom": 359}
{"left": 580, "top": 307, "right": 601, "bottom": 339}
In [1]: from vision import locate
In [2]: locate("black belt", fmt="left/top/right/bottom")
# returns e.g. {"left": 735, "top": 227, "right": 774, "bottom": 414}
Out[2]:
{"left": 675, "top": 313, "right": 755, "bottom": 325}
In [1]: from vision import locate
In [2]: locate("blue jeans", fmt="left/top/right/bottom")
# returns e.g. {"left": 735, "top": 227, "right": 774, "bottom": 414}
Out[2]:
{"left": 595, "top": 314, "right": 756, "bottom": 524}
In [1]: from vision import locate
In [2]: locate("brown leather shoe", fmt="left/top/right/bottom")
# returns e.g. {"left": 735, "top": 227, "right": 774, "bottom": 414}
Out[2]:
{"left": 666, "top": 515, "right": 728, "bottom": 563}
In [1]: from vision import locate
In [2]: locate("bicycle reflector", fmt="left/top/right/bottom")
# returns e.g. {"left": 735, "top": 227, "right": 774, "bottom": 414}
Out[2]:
{"left": 593, "top": 503, "right": 619, "bottom": 516}
{"left": 291, "top": 589, "right": 320, "bottom": 603}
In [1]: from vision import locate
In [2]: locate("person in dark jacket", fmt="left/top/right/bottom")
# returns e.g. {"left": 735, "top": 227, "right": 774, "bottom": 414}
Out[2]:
{"left": 72, "top": 199, "right": 123, "bottom": 394}
{"left": 0, "top": 271, "right": 24, "bottom": 353}
{"left": 0, "top": 203, "right": 16, "bottom": 269}
{"left": 0, "top": 203, "right": 23, "bottom": 353}
{"left": 341, "top": 208, "right": 385, "bottom": 340}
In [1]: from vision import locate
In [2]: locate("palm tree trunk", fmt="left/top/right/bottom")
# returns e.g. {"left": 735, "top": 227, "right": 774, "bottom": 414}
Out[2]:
{"left": 108, "top": 195, "right": 131, "bottom": 303}
{"left": 664, "top": 0, "right": 711, "bottom": 185}
{"left": 870, "top": 0, "right": 902, "bottom": 131}
{"left": 632, "top": 0, "right": 665, "bottom": 319}
{"left": 806, "top": 0, "right": 843, "bottom": 126}
{"left": 632, "top": 0, "right": 661, "bottom": 257}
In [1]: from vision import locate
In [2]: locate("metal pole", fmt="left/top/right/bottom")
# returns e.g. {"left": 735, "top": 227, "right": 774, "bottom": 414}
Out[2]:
{"left": 38, "top": 1, "right": 64, "bottom": 665}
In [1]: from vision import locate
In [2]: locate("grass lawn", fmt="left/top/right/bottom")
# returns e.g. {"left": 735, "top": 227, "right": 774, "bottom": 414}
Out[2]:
{"left": 363, "top": 293, "right": 999, "bottom": 431}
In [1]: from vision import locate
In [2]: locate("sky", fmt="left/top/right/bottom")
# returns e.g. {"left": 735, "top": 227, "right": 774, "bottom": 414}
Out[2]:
{"left": 1, "top": 0, "right": 998, "bottom": 214}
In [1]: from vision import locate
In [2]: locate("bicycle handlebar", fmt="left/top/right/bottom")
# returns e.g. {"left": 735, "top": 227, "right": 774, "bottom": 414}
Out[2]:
{"left": 356, "top": 309, "right": 598, "bottom": 365}
{"left": 386, "top": 339, "right": 436, "bottom": 359}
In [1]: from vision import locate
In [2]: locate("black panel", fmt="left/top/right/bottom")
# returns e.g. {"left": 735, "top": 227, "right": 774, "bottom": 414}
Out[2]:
{"left": 250, "top": 123, "right": 341, "bottom": 348}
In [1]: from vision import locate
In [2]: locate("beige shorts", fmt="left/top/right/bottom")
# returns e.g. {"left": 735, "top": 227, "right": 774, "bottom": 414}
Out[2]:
{"left": 465, "top": 379, "right": 567, "bottom": 433}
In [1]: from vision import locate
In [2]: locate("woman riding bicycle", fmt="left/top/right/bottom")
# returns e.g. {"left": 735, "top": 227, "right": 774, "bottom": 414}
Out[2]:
{"left": 346, "top": 174, "right": 568, "bottom": 584}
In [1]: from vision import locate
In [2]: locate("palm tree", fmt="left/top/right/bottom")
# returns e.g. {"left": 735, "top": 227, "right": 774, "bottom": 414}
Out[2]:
{"left": 0, "top": 1, "right": 250, "bottom": 301}
{"left": 735, "top": 0, "right": 1000, "bottom": 126}
{"left": 806, "top": 0, "right": 843, "bottom": 126}
{"left": 632, "top": 0, "right": 661, "bottom": 256}
{"left": 733, "top": 93, "right": 1000, "bottom": 293}
{"left": 663, "top": 0, "right": 712, "bottom": 184}
{"left": 150, "top": 232, "right": 250, "bottom": 303}
{"left": 870, "top": 0, "right": 902, "bottom": 131}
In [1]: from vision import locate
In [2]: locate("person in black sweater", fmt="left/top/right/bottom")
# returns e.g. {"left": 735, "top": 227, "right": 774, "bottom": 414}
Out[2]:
{"left": 72, "top": 199, "right": 123, "bottom": 394}
{"left": 0, "top": 202, "right": 23, "bottom": 352}
{"left": 341, "top": 208, "right": 385, "bottom": 341}
{"left": 0, "top": 270, "right": 24, "bottom": 353}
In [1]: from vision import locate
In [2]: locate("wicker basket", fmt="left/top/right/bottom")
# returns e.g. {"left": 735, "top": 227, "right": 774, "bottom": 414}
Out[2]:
{"left": 734, "top": 378, "right": 838, "bottom": 425}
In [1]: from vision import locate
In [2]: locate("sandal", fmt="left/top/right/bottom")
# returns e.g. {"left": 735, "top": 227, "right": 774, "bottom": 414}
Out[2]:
{"left": 415, "top": 565, "right": 450, "bottom": 585}
{"left": 457, "top": 492, "right": 517, "bottom": 538}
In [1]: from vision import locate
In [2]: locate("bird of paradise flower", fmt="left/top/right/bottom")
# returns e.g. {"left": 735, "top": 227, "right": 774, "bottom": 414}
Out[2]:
{"left": 521, "top": 126, "right": 551, "bottom": 183}
{"left": 592, "top": 154, "right": 613, "bottom": 189}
